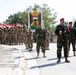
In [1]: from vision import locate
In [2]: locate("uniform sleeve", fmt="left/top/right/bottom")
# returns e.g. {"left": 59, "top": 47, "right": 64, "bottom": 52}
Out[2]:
{"left": 55, "top": 26, "right": 59, "bottom": 35}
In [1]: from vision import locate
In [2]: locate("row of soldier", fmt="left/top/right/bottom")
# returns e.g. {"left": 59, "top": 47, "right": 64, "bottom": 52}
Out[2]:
{"left": 0, "top": 24, "right": 52, "bottom": 51}
{"left": 0, "top": 26, "right": 27, "bottom": 45}
{"left": 1, "top": 19, "right": 76, "bottom": 63}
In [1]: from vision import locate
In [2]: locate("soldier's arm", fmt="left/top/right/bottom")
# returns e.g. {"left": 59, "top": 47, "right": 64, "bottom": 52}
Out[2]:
{"left": 55, "top": 26, "right": 59, "bottom": 35}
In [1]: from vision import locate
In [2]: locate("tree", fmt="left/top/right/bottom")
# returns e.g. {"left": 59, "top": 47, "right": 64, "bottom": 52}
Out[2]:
{"left": 31, "top": 4, "right": 57, "bottom": 32}
{"left": 64, "top": 21, "right": 68, "bottom": 26}
{"left": 5, "top": 11, "right": 28, "bottom": 25}
{"left": 73, "top": 21, "right": 76, "bottom": 28}
{"left": 5, "top": 4, "right": 57, "bottom": 31}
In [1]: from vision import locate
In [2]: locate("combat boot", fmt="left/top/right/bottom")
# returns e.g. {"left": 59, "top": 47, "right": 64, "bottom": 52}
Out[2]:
{"left": 65, "top": 58, "right": 70, "bottom": 63}
{"left": 29, "top": 48, "right": 33, "bottom": 51}
{"left": 43, "top": 53, "right": 46, "bottom": 58}
{"left": 57, "top": 58, "right": 61, "bottom": 63}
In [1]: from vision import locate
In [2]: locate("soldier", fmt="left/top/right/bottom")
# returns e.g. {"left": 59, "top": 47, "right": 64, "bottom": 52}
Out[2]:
{"left": 68, "top": 22, "right": 76, "bottom": 56}
{"left": 55, "top": 18, "right": 70, "bottom": 63}
{"left": 24, "top": 29, "right": 29, "bottom": 49}
{"left": 5, "top": 27, "right": 9, "bottom": 44}
{"left": 0, "top": 28, "right": 3, "bottom": 44}
{"left": 8, "top": 28, "right": 13, "bottom": 45}
{"left": 35, "top": 22, "right": 46, "bottom": 58}
{"left": 50, "top": 32, "right": 53, "bottom": 42}
{"left": 45, "top": 28, "right": 50, "bottom": 50}
{"left": 17, "top": 27, "right": 22, "bottom": 44}
{"left": 27, "top": 28, "right": 33, "bottom": 51}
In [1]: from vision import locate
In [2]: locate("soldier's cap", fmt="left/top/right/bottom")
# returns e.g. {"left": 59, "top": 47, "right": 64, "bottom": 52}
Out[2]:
{"left": 60, "top": 18, "right": 64, "bottom": 21}
{"left": 69, "top": 21, "right": 72, "bottom": 24}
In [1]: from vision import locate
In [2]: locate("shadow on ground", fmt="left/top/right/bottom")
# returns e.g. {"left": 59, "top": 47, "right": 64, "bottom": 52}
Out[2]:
{"left": 29, "top": 62, "right": 65, "bottom": 69}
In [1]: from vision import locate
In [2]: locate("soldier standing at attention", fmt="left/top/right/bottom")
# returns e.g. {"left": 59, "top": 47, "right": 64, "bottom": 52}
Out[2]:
{"left": 27, "top": 28, "right": 33, "bottom": 51}
{"left": 45, "top": 28, "right": 50, "bottom": 50}
{"left": 35, "top": 22, "right": 46, "bottom": 58}
{"left": 68, "top": 22, "right": 76, "bottom": 56}
{"left": 55, "top": 18, "right": 70, "bottom": 63}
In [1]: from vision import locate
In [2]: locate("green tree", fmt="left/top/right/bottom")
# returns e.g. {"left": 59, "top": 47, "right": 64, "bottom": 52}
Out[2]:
{"left": 73, "top": 21, "right": 76, "bottom": 28}
{"left": 64, "top": 21, "right": 68, "bottom": 26}
{"left": 31, "top": 4, "right": 57, "bottom": 32}
{"left": 5, "top": 3, "right": 57, "bottom": 31}
{"left": 5, "top": 11, "right": 28, "bottom": 25}
{"left": 42, "top": 4, "right": 57, "bottom": 32}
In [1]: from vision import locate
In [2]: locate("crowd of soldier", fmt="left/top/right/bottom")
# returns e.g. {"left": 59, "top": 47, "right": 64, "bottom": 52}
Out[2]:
{"left": 0, "top": 24, "right": 52, "bottom": 51}
{"left": 0, "top": 26, "right": 27, "bottom": 45}
{"left": 0, "top": 18, "right": 76, "bottom": 63}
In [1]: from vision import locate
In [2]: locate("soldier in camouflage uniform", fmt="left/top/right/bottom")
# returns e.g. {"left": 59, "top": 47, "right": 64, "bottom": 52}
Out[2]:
{"left": 3, "top": 28, "right": 7, "bottom": 44}
{"left": 68, "top": 22, "right": 76, "bottom": 56}
{"left": 45, "top": 28, "right": 50, "bottom": 50}
{"left": 12, "top": 27, "right": 17, "bottom": 45}
{"left": 35, "top": 22, "right": 46, "bottom": 57}
{"left": 22, "top": 26, "right": 27, "bottom": 45}
{"left": 5, "top": 27, "right": 9, "bottom": 44}
{"left": 26, "top": 28, "right": 33, "bottom": 51}
{"left": 50, "top": 32, "right": 53, "bottom": 42}
{"left": 17, "top": 27, "right": 21, "bottom": 44}
{"left": 7, "top": 27, "right": 12, "bottom": 45}
{"left": 24, "top": 29, "right": 29, "bottom": 49}
{"left": 55, "top": 18, "right": 70, "bottom": 63}
{"left": 0, "top": 28, "right": 3, "bottom": 44}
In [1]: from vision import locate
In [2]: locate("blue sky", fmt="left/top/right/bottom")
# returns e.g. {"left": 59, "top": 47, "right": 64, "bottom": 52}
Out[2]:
{"left": 0, "top": 0, "right": 76, "bottom": 23}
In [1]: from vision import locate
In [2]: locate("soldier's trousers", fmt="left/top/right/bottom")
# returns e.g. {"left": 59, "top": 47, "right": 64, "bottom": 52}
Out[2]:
{"left": 36, "top": 39, "right": 45, "bottom": 54}
{"left": 57, "top": 39, "right": 68, "bottom": 59}
{"left": 45, "top": 39, "right": 49, "bottom": 49}
{"left": 69, "top": 40, "right": 76, "bottom": 51}
{"left": 28, "top": 41, "right": 33, "bottom": 49}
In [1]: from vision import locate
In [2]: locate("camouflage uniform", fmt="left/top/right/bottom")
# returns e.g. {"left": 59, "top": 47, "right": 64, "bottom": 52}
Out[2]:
{"left": 33, "top": 32, "right": 36, "bottom": 43}
{"left": 45, "top": 28, "right": 50, "bottom": 50}
{"left": 0, "top": 28, "right": 3, "bottom": 44}
{"left": 3, "top": 28, "right": 7, "bottom": 44}
{"left": 7, "top": 28, "right": 13, "bottom": 45}
{"left": 35, "top": 27, "right": 46, "bottom": 57}
{"left": 55, "top": 24, "right": 70, "bottom": 63}
{"left": 5, "top": 27, "right": 9, "bottom": 44}
{"left": 68, "top": 27, "right": 76, "bottom": 56}
{"left": 27, "top": 29, "right": 33, "bottom": 51}
{"left": 24, "top": 29, "right": 29, "bottom": 49}
{"left": 13, "top": 27, "right": 17, "bottom": 45}
{"left": 50, "top": 32, "right": 53, "bottom": 42}
{"left": 17, "top": 27, "right": 21, "bottom": 44}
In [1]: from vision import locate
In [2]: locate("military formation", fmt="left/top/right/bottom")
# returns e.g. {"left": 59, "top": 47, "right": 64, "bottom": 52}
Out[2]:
{"left": 0, "top": 18, "right": 76, "bottom": 63}
{"left": 0, "top": 24, "right": 26, "bottom": 45}
{"left": 0, "top": 23, "right": 51, "bottom": 51}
